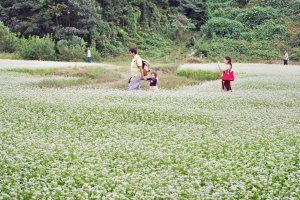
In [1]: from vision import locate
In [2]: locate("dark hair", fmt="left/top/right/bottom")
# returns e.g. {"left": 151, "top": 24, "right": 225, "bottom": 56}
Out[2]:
{"left": 151, "top": 72, "right": 158, "bottom": 78}
{"left": 225, "top": 56, "right": 232, "bottom": 67}
{"left": 129, "top": 48, "right": 137, "bottom": 54}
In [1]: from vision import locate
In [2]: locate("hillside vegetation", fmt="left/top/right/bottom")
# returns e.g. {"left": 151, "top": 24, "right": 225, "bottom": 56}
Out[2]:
{"left": 0, "top": 0, "right": 300, "bottom": 62}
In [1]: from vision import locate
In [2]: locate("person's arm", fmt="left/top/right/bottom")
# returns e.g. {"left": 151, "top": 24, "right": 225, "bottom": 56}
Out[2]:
{"left": 218, "top": 62, "right": 231, "bottom": 72}
{"left": 222, "top": 65, "right": 231, "bottom": 71}
{"left": 136, "top": 57, "right": 144, "bottom": 80}
{"left": 217, "top": 61, "right": 221, "bottom": 72}
{"left": 218, "top": 61, "right": 230, "bottom": 72}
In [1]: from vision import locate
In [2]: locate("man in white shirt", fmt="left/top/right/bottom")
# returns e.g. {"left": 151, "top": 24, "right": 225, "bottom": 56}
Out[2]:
{"left": 284, "top": 50, "right": 289, "bottom": 65}
{"left": 87, "top": 47, "right": 91, "bottom": 63}
{"left": 128, "top": 48, "right": 144, "bottom": 91}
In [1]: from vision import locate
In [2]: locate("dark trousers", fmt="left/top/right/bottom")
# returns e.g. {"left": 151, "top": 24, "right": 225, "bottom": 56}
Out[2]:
{"left": 284, "top": 60, "right": 288, "bottom": 65}
{"left": 222, "top": 81, "right": 232, "bottom": 91}
{"left": 87, "top": 57, "right": 92, "bottom": 63}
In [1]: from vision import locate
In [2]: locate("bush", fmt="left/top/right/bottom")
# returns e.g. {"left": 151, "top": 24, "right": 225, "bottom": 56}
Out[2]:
{"left": 254, "top": 20, "right": 287, "bottom": 41}
{"left": 290, "top": 48, "right": 300, "bottom": 61}
{"left": 56, "top": 36, "right": 86, "bottom": 61}
{"left": 209, "top": 7, "right": 242, "bottom": 19}
{"left": 237, "top": 6, "right": 277, "bottom": 28}
{"left": 295, "top": 32, "right": 300, "bottom": 47}
{"left": 176, "top": 69, "right": 220, "bottom": 80}
{"left": 96, "top": 38, "right": 124, "bottom": 57}
{"left": 259, "top": 0, "right": 300, "bottom": 18}
{"left": 195, "top": 37, "right": 280, "bottom": 61}
{"left": 0, "top": 21, "right": 18, "bottom": 53}
{"left": 195, "top": 37, "right": 210, "bottom": 57}
{"left": 203, "top": 17, "right": 245, "bottom": 39}
{"left": 17, "top": 35, "right": 56, "bottom": 61}
{"left": 207, "top": 1, "right": 234, "bottom": 11}
{"left": 234, "top": 0, "right": 250, "bottom": 7}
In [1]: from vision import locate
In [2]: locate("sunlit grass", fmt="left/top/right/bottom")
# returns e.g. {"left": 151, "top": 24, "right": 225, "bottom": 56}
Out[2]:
{"left": 8, "top": 66, "right": 122, "bottom": 88}
{"left": 176, "top": 68, "right": 221, "bottom": 80}
{"left": 0, "top": 52, "right": 20, "bottom": 59}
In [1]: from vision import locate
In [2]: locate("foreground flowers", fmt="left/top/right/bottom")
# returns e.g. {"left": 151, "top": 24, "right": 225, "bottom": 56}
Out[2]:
{"left": 0, "top": 63, "right": 299, "bottom": 199}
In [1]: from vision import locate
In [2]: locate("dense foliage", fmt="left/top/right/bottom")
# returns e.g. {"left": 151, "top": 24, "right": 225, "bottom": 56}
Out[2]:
{"left": 0, "top": 0, "right": 299, "bottom": 61}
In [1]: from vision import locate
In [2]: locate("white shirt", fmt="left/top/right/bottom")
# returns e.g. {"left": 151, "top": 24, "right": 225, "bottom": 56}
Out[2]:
{"left": 87, "top": 50, "right": 91, "bottom": 57}
{"left": 130, "top": 54, "right": 142, "bottom": 76}
{"left": 284, "top": 52, "right": 289, "bottom": 60}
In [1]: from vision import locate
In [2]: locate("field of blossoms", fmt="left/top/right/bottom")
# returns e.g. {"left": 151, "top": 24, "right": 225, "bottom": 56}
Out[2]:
{"left": 0, "top": 60, "right": 300, "bottom": 199}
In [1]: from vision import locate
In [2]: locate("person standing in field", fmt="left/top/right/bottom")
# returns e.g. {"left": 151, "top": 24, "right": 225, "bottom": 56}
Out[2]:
{"left": 87, "top": 47, "right": 92, "bottom": 63}
{"left": 145, "top": 72, "right": 159, "bottom": 92}
{"left": 218, "top": 56, "right": 233, "bottom": 92}
{"left": 128, "top": 48, "right": 144, "bottom": 91}
{"left": 284, "top": 50, "right": 289, "bottom": 65}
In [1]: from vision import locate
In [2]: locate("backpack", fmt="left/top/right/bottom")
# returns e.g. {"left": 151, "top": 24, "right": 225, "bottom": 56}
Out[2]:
{"left": 142, "top": 59, "right": 150, "bottom": 76}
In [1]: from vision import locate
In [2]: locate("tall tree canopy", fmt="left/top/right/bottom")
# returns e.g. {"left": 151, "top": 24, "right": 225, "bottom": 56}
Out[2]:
{"left": 0, "top": 0, "right": 207, "bottom": 43}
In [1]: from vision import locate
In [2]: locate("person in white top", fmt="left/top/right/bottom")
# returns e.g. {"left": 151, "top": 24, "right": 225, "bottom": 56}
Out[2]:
{"left": 283, "top": 50, "right": 289, "bottom": 65}
{"left": 128, "top": 48, "right": 144, "bottom": 91}
{"left": 87, "top": 47, "right": 92, "bottom": 63}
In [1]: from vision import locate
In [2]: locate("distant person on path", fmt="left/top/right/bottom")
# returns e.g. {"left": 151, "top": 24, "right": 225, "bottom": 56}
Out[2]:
{"left": 218, "top": 56, "right": 233, "bottom": 92}
{"left": 87, "top": 47, "right": 92, "bottom": 63}
{"left": 145, "top": 72, "right": 159, "bottom": 92}
{"left": 128, "top": 48, "right": 144, "bottom": 91}
{"left": 284, "top": 50, "right": 289, "bottom": 65}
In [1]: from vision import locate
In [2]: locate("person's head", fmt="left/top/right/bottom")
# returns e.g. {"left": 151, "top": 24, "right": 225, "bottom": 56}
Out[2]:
{"left": 224, "top": 56, "right": 232, "bottom": 66}
{"left": 129, "top": 48, "right": 137, "bottom": 58}
{"left": 151, "top": 72, "right": 157, "bottom": 79}
{"left": 284, "top": 50, "right": 287, "bottom": 53}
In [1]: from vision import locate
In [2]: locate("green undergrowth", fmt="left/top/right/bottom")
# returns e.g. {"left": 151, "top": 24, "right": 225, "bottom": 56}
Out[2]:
{"left": 35, "top": 78, "right": 89, "bottom": 88}
{"left": 0, "top": 52, "right": 20, "bottom": 59}
{"left": 7, "top": 63, "right": 222, "bottom": 90}
{"left": 8, "top": 66, "right": 122, "bottom": 88}
{"left": 176, "top": 68, "right": 221, "bottom": 80}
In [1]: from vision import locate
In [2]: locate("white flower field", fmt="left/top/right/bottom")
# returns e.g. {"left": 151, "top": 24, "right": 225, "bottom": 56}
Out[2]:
{"left": 0, "top": 60, "right": 299, "bottom": 199}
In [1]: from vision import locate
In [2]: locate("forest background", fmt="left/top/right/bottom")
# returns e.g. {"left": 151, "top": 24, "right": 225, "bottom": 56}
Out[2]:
{"left": 0, "top": 0, "right": 300, "bottom": 63}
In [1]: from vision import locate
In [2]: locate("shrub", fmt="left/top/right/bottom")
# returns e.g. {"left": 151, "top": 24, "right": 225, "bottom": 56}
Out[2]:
{"left": 259, "top": 0, "right": 300, "bottom": 18}
{"left": 203, "top": 17, "right": 245, "bottom": 39}
{"left": 290, "top": 48, "right": 300, "bottom": 61}
{"left": 254, "top": 20, "right": 287, "bottom": 41}
{"left": 0, "top": 21, "right": 18, "bottom": 53}
{"left": 95, "top": 38, "right": 124, "bottom": 57}
{"left": 210, "top": 7, "right": 242, "bottom": 19}
{"left": 237, "top": 6, "right": 277, "bottom": 28}
{"left": 295, "top": 32, "right": 300, "bottom": 47}
{"left": 176, "top": 69, "right": 220, "bottom": 80}
{"left": 207, "top": 1, "right": 234, "bottom": 11}
{"left": 56, "top": 36, "right": 86, "bottom": 62}
{"left": 195, "top": 37, "right": 210, "bottom": 57}
{"left": 17, "top": 35, "right": 56, "bottom": 61}
{"left": 195, "top": 37, "right": 280, "bottom": 61}
{"left": 234, "top": 0, "right": 250, "bottom": 7}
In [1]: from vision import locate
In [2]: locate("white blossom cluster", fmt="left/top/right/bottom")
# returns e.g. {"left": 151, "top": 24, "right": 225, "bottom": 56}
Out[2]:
{"left": 0, "top": 63, "right": 299, "bottom": 199}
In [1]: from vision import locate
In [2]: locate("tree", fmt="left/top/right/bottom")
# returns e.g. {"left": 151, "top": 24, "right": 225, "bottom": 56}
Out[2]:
{"left": 181, "top": 0, "right": 207, "bottom": 30}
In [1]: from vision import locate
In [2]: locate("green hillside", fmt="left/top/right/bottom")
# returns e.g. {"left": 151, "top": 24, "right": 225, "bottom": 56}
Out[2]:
{"left": 0, "top": 0, "right": 299, "bottom": 62}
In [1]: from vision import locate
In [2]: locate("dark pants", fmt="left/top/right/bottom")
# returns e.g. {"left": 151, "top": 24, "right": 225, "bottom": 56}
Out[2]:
{"left": 222, "top": 81, "right": 232, "bottom": 91}
{"left": 284, "top": 60, "right": 288, "bottom": 65}
{"left": 87, "top": 57, "right": 92, "bottom": 63}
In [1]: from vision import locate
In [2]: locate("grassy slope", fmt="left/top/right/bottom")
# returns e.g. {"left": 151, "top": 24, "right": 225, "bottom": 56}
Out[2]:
{"left": 6, "top": 63, "right": 220, "bottom": 89}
